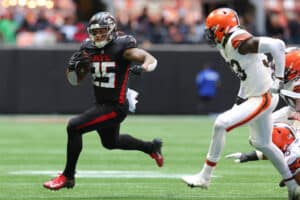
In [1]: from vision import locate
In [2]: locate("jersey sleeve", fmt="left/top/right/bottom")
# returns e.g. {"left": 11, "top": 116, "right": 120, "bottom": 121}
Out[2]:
{"left": 231, "top": 32, "right": 253, "bottom": 49}
{"left": 79, "top": 39, "right": 92, "bottom": 51}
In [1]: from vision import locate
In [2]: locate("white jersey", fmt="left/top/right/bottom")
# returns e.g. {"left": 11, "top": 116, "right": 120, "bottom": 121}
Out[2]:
{"left": 218, "top": 29, "right": 273, "bottom": 98}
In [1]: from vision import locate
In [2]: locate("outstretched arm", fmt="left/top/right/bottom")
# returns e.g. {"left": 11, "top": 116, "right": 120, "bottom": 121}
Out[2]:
{"left": 123, "top": 48, "right": 157, "bottom": 74}
{"left": 225, "top": 150, "right": 266, "bottom": 163}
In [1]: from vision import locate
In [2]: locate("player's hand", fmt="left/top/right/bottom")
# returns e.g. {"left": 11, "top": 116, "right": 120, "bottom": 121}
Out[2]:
{"left": 68, "top": 50, "right": 91, "bottom": 71}
{"left": 288, "top": 112, "right": 300, "bottom": 121}
{"left": 129, "top": 64, "right": 144, "bottom": 75}
{"left": 270, "top": 78, "right": 284, "bottom": 94}
{"left": 225, "top": 152, "right": 242, "bottom": 163}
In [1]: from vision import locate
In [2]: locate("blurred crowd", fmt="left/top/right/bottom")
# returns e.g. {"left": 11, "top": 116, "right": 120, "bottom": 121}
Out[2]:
{"left": 1, "top": 2, "right": 300, "bottom": 46}
{"left": 0, "top": 0, "right": 88, "bottom": 46}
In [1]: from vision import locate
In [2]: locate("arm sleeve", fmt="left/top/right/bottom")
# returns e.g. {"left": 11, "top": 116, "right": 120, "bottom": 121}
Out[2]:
{"left": 258, "top": 37, "right": 286, "bottom": 79}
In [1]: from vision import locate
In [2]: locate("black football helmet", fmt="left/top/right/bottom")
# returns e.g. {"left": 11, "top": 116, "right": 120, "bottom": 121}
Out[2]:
{"left": 87, "top": 12, "right": 117, "bottom": 48}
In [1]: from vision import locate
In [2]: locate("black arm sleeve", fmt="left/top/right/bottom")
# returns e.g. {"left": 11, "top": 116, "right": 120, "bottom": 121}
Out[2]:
{"left": 239, "top": 151, "right": 259, "bottom": 163}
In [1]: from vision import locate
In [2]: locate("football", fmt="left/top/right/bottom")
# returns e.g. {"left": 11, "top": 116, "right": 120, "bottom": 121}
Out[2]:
{"left": 76, "top": 62, "right": 91, "bottom": 81}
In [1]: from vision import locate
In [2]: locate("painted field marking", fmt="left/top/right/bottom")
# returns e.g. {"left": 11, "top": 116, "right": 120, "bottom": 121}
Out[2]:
{"left": 10, "top": 170, "right": 219, "bottom": 179}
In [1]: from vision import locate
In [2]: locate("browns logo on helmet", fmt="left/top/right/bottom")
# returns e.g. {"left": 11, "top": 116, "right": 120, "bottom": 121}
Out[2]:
{"left": 205, "top": 8, "right": 240, "bottom": 44}
{"left": 285, "top": 48, "right": 300, "bottom": 82}
{"left": 272, "top": 122, "right": 296, "bottom": 152}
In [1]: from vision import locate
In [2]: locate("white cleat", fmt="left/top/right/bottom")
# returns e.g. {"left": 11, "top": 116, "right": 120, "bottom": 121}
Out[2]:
{"left": 288, "top": 185, "right": 300, "bottom": 200}
{"left": 181, "top": 173, "right": 210, "bottom": 189}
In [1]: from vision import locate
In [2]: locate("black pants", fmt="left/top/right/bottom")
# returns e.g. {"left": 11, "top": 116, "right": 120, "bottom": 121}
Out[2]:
{"left": 63, "top": 103, "right": 153, "bottom": 178}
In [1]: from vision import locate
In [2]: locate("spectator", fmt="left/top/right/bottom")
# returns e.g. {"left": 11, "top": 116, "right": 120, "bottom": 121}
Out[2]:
{"left": 0, "top": 10, "right": 18, "bottom": 44}
{"left": 73, "top": 22, "right": 88, "bottom": 43}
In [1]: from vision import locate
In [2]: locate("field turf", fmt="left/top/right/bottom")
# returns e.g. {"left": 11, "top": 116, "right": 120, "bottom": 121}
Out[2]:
{"left": 0, "top": 115, "right": 288, "bottom": 200}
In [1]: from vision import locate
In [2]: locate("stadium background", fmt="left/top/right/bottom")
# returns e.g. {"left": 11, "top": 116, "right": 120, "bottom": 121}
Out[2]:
{"left": 1, "top": 1, "right": 299, "bottom": 200}
{"left": 0, "top": 0, "right": 299, "bottom": 115}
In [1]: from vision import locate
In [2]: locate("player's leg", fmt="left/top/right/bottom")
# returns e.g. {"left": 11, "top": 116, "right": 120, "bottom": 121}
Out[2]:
{"left": 182, "top": 93, "right": 273, "bottom": 188}
{"left": 43, "top": 104, "right": 123, "bottom": 190}
{"left": 97, "top": 124, "right": 163, "bottom": 167}
{"left": 249, "top": 113, "right": 300, "bottom": 197}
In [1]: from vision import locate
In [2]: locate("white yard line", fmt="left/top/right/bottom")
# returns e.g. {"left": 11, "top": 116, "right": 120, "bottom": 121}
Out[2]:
{"left": 9, "top": 170, "right": 219, "bottom": 179}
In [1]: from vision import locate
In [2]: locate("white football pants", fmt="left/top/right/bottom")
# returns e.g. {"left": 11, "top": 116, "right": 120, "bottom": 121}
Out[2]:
{"left": 206, "top": 93, "right": 293, "bottom": 179}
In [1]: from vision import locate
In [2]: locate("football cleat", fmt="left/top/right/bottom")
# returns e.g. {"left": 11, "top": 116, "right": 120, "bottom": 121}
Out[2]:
{"left": 150, "top": 138, "right": 164, "bottom": 167}
{"left": 181, "top": 172, "right": 211, "bottom": 189}
{"left": 43, "top": 174, "right": 75, "bottom": 190}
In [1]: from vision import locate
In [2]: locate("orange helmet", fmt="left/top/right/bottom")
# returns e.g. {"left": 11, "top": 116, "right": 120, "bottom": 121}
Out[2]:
{"left": 272, "top": 123, "right": 296, "bottom": 152}
{"left": 285, "top": 48, "right": 300, "bottom": 81}
{"left": 205, "top": 8, "right": 240, "bottom": 44}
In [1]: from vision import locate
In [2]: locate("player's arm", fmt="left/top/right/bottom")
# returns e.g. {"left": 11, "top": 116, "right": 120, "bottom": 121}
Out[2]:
{"left": 287, "top": 100, "right": 300, "bottom": 121}
{"left": 225, "top": 150, "right": 266, "bottom": 163}
{"left": 123, "top": 48, "right": 157, "bottom": 74}
{"left": 238, "top": 37, "right": 286, "bottom": 80}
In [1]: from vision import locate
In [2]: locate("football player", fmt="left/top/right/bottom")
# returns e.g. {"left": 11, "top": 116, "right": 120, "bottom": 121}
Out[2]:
{"left": 225, "top": 47, "right": 300, "bottom": 184}
{"left": 272, "top": 47, "right": 300, "bottom": 124}
{"left": 226, "top": 122, "right": 300, "bottom": 186}
{"left": 181, "top": 8, "right": 300, "bottom": 199}
{"left": 43, "top": 12, "right": 163, "bottom": 190}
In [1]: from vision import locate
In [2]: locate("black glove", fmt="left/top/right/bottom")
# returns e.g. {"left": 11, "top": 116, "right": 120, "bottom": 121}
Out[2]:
{"left": 129, "top": 65, "right": 144, "bottom": 75}
{"left": 68, "top": 51, "right": 91, "bottom": 71}
{"left": 225, "top": 151, "right": 259, "bottom": 163}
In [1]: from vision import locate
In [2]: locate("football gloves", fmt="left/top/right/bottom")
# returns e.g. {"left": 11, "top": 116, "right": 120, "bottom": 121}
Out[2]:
{"left": 68, "top": 51, "right": 91, "bottom": 71}
{"left": 129, "top": 64, "right": 144, "bottom": 75}
{"left": 225, "top": 151, "right": 260, "bottom": 163}
{"left": 270, "top": 78, "right": 284, "bottom": 94}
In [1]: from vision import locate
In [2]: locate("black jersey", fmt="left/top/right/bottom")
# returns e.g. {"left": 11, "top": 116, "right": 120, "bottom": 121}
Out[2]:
{"left": 79, "top": 34, "right": 137, "bottom": 104}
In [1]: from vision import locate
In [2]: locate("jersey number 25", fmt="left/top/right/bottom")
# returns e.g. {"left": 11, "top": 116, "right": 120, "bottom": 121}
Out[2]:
{"left": 91, "top": 61, "right": 116, "bottom": 88}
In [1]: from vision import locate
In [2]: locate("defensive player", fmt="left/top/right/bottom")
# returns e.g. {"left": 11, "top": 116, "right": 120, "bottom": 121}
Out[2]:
{"left": 271, "top": 47, "right": 300, "bottom": 124}
{"left": 43, "top": 12, "right": 163, "bottom": 190}
{"left": 226, "top": 122, "right": 300, "bottom": 186}
{"left": 181, "top": 8, "right": 300, "bottom": 199}
{"left": 225, "top": 47, "right": 300, "bottom": 181}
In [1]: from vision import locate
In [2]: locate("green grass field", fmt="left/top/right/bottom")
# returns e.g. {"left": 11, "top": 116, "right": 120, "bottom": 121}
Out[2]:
{"left": 0, "top": 115, "right": 289, "bottom": 200}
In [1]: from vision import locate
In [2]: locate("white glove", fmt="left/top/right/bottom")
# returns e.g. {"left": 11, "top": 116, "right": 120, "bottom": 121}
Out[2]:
{"left": 270, "top": 78, "right": 284, "bottom": 94}
{"left": 225, "top": 152, "right": 243, "bottom": 163}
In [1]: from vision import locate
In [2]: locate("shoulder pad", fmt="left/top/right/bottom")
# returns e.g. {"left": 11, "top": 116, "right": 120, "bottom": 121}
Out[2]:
{"left": 116, "top": 35, "right": 137, "bottom": 49}
{"left": 79, "top": 39, "right": 95, "bottom": 51}
{"left": 231, "top": 31, "right": 253, "bottom": 49}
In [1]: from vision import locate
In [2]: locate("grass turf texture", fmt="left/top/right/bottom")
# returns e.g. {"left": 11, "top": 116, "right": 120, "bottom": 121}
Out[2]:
{"left": 0, "top": 115, "right": 288, "bottom": 200}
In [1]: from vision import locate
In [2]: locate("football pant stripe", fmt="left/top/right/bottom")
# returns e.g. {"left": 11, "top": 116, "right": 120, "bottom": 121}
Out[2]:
{"left": 226, "top": 92, "right": 271, "bottom": 132}
{"left": 76, "top": 111, "right": 117, "bottom": 130}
